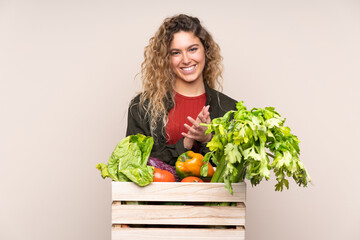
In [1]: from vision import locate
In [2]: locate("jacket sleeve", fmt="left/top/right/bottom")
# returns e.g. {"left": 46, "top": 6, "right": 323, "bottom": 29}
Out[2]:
{"left": 125, "top": 98, "right": 189, "bottom": 166}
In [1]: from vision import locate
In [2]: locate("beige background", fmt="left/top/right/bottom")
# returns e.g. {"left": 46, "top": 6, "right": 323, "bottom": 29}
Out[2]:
{"left": 1, "top": 0, "right": 359, "bottom": 239}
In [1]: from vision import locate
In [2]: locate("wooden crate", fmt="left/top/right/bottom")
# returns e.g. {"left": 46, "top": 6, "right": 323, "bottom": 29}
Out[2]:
{"left": 112, "top": 182, "right": 246, "bottom": 240}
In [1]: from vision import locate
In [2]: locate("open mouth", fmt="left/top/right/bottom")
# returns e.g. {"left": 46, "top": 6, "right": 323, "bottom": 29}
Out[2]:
{"left": 180, "top": 65, "right": 196, "bottom": 73}
{"left": 181, "top": 65, "right": 196, "bottom": 72}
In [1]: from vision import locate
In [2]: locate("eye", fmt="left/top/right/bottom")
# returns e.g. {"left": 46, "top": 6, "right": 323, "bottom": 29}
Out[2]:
{"left": 171, "top": 51, "right": 180, "bottom": 55}
{"left": 189, "top": 47, "right": 198, "bottom": 52}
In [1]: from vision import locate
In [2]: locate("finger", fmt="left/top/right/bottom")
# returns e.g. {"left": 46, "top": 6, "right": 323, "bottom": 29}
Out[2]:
{"left": 184, "top": 123, "right": 198, "bottom": 134}
{"left": 182, "top": 132, "right": 203, "bottom": 142}
{"left": 184, "top": 123, "right": 191, "bottom": 131}
{"left": 203, "top": 105, "right": 209, "bottom": 112}
{"left": 197, "top": 114, "right": 207, "bottom": 124}
{"left": 181, "top": 132, "right": 193, "bottom": 139}
{"left": 195, "top": 107, "right": 206, "bottom": 121}
{"left": 203, "top": 106, "right": 211, "bottom": 119}
{"left": 199, "top": 106, "right": 210, "bottom": 121}
{"left": 198, "top": 109, "right": 208, "bottom": 120}
{"left": 196, "top": 114, "right": 209, "bottom": 126}
{"left": 204, "top": 115, "right": 211, "bottom": 124}
{"left": 187, "top": 116, "right": 199, "bottom": 128}
{"left": 202, "top": 105, "right": 210, "bottom": 116}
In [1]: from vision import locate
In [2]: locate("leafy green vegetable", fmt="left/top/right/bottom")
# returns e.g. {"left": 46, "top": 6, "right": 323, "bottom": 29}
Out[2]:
{"left": 96, "top": 134, "right": 155, "bottom": 187}
{"left": 201, "top": 101, "right": 311, "bottom": 194}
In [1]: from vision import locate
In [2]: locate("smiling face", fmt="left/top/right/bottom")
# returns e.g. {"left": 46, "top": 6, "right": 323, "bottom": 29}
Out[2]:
{"left": 169, "top": 31, "right": 206, "bottom": 88}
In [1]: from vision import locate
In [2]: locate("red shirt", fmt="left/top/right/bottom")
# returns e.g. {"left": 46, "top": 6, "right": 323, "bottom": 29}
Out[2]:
{"left": 166, "top": 92, "right": 206, "bottom": 144}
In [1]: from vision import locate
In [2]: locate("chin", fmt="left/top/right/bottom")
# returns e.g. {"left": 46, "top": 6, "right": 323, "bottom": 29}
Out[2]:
{"left": 180, "top": 74, "right": 202, "bottom": 83}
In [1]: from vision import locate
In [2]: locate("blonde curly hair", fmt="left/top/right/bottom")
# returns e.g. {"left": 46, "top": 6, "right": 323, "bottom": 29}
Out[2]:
{"left": 139, "top": 14, "right": 224, "bottom": 137}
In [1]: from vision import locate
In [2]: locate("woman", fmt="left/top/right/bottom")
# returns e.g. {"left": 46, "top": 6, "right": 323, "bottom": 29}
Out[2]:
{"left": 126, "top": 14, "right": 237, "bottom": 165}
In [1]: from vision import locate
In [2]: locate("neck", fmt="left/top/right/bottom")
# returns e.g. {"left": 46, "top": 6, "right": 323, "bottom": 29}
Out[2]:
{"left": 174, "top": 79, "right": 205, "bottom": 97}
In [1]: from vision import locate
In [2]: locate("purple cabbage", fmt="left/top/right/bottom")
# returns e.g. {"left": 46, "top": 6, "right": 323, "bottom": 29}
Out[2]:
{"left": 147, "top": 157, "right": 181, "bottom": 182}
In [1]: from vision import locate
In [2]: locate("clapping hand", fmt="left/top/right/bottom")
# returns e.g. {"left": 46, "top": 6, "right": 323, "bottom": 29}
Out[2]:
{"left": 182, "top": 105, "right": 212, "bottom": 148}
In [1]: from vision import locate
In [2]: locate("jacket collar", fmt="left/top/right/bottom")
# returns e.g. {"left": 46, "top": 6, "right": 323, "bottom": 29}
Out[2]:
{"left": 204, "top": 82, "right": 212, "bottom": 106}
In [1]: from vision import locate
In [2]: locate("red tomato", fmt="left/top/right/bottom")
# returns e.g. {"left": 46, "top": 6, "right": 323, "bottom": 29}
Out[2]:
{"left": 153, "top": 168, "right": 175, "bottom": 182}
{"left": 181, "top": 176, "right": 204, "bottom": 182}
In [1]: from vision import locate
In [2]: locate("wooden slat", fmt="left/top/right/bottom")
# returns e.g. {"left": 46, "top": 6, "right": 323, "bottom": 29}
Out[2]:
{"left": 112, "top": 227, "right": 245, "bottom": 240}
{"left": 112, "top": 204, "right": 245, "bottom": 226}
{"left": 112, "top": 182, "right": 246, "bottom": 202}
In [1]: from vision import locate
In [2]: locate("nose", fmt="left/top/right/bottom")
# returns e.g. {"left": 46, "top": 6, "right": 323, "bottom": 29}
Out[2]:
{"left": 182, "top": 52, "right": 191, "bottom": 65}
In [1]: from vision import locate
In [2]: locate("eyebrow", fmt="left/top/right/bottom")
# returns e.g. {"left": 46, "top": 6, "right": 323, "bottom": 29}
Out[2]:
{"left": 170, "top": 44, "right": 200, "bottom": 51}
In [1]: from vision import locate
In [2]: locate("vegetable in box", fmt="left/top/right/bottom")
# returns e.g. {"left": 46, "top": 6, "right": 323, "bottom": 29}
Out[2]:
{"left": 96, "top": 134, "right": 155, "bottom": 186}
{"left": 200, "top": 101, "right": 312, "bottom": 194}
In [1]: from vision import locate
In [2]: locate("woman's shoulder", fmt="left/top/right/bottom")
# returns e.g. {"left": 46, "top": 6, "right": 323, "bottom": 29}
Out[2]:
{"left": 206, "top": 87, "right": 238, "bottom": 111}
{"left": 129, "top": 92, "right": 150, "bottom": 109}
{"left": 129, "top": 93, "right": 142, "bottom": 104}
{"left": 128, "top": 93, "right": 146, "bottom": 116}
{"left": 211, "top": 88, "right": 237, "bottom": 102}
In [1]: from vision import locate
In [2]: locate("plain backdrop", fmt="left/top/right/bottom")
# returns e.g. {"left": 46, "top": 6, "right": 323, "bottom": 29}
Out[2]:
{"left": 1, "top": 0, "right": 359, "bottom": 239}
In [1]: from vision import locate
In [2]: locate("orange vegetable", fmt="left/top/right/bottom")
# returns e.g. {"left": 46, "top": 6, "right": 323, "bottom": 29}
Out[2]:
{"left": 153, "top": 168, "right": 175, "bottom": 182}
{"left": 175, "top": 151, "right": 214, "bottom": 179}
{"left": 181, "top": 176, "right": 204, "bottom": 182}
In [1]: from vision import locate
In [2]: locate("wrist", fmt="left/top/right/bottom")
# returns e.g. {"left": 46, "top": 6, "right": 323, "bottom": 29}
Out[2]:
{"left": 183, "top": 137, "right": 194, "bottom": 150}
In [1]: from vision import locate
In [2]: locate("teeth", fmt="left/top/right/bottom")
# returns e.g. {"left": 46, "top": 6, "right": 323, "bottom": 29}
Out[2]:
{"left": 182, "top": 66, "right": 195, "bottom": 71}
